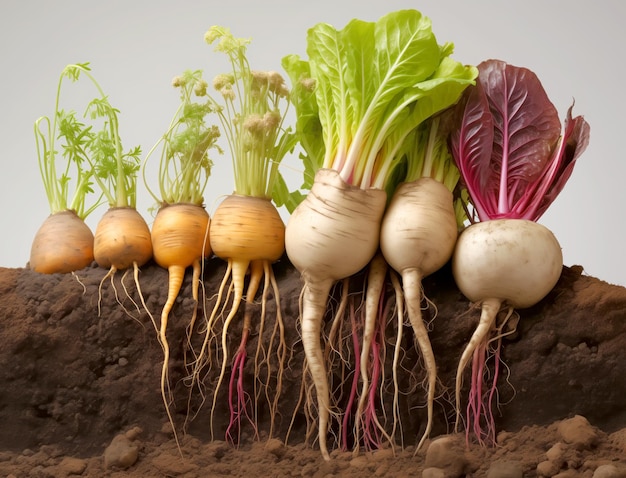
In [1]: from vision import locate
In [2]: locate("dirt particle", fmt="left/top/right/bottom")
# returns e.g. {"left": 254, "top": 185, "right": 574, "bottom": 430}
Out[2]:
{"left": 264, "top": 437, "right": 287, "bottom": 459}
{"left": 557, "top": 415, "right": 601, "bottom": 450}
{"left": 545, "top": 442, "right": 567, "bottom": 467}
{"left": 422, "top": 467, "right": 446, "bottom": 478}
{"left": 103, "top": 433, "right": 139, "bottom": 470}
{"left": 592, "top": 464, "right": 626, "bottom": 478}
{"left": 486, "top": 460, "right": 524, "bottom": 478}
{"left": 536, "top": 459, "right": 560, "bottom": 477}
{"left": 424, "top": 435, "right": 468, "bottom": 477}
{"left": 56, "top": 456, "right": 88, "bottom": 475}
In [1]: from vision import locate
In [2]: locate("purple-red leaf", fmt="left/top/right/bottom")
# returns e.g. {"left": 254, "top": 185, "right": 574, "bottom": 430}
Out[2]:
{"left": 449, "top": 59, "right": 590, "bottom": 221}
{"left": 448, "top": 79, "right": 496, "bottom": 221}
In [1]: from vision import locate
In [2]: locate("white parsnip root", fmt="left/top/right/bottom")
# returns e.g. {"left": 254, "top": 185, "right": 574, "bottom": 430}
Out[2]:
{"left": 285, "top": 168, "right": 386, "bottom": 460}
{"left": 380, "top": 177, "right": 458, "bottom": 451}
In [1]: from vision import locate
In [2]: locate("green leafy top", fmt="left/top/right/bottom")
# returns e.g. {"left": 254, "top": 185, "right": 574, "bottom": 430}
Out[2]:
{"left": 282, "top": 9, "right": 477, "bottom": 193}
{"left": 79, "top": 64, "right": 142, "bottom": 209}
{"left": 398, "top": 113, "right": 468, "bottom": 227}
{"left": 34, "top": 63, "right": 96, "bottom": 218}
{"left": 144, "top": 69, "right": 221, "bottom": 207}
{"left": 35, "top": 63, "right": 142, "bottom": 216}
{"left": 203, "top": 26, "right": 296, "bottom": 200}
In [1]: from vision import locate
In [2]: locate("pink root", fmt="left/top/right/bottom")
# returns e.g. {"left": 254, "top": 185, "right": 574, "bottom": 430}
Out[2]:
{"left": 361, "top": 323, "right": 383, "bottom": 450}
{"left": 466, "top": 337, "right": 502, "bottom": 447}
{"left": 225, "top": 329, "right": 258, "bottom": 445}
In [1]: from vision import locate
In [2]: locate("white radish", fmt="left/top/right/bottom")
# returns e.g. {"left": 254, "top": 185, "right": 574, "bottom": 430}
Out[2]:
{"left": 380, "top": 176, "right": 458, "bottom": 450}
{"left": 451, "top": 219, "right": 563, "bottom": 439}
{"left": 285, "top": 168, "right": 386, "bottom": 461}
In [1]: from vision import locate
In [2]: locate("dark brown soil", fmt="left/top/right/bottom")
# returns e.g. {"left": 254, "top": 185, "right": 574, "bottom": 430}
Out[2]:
{"left": 1, "top": 257, "right": 625, "bottom": 477}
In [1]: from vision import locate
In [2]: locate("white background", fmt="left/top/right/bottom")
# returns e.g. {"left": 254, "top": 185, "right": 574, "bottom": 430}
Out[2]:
{"left": 1, "top": 1, "right": 624, "bottom": 287}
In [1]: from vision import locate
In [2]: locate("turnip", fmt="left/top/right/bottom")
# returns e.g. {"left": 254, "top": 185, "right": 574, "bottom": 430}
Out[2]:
{"left": 183, "top": 26, "right": 296, "bottom": 444}
{"left": 282, "top": 9, "right": 477, "bottom": 459}
{"left": 448, "top": 59, "right": 591, "bottom": 445}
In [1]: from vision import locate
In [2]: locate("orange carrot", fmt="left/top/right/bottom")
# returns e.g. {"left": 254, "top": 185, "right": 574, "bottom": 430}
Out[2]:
{"left": 203, "top": 194, "right": 286, "bottom": 442}
{"left": 187, "top": 26, "right": 294, "bottom": 444}
{"left": 30, "top": 63, "right": 105, "bottom": 274}
{"left": 142, "top": 67, "right": 221, "bottom": 454}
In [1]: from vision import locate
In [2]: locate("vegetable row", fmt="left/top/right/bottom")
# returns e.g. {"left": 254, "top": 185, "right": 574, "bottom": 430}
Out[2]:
{"left": 28, "top": 9, "right": 590, "bottom": 460}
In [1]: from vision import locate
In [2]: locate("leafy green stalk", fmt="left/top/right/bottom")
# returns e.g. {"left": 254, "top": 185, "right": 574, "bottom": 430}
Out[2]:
{"left": 144, "top": 69, "right": 221, "bottom": 207}
{"left": 34, "top": 63, "right": 101, "bottom": 219}
{"left": 204, "top": 26, "right": 296, "bottom": 200}
{"left": 74, "top": 64, "right": 141, "bottom": 209}
{"left": 35, "top": 63, "right": 141, "bottom": 216}
{"left": 283, "top": 9, "right": 477, "bottom": 193}
{"left": 401, "top": 114, "right": 467, "bottom": 226}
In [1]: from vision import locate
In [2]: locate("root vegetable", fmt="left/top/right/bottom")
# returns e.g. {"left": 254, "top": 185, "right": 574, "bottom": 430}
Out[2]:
{"left": 30, "top": 63, "right": 105, "bottom": 274}
{"left": 282, "top": 9, "right": 477, "bottom": 458}
{"left": 30, "top": 210, "right": 95, "bottom": 274}
{"left": 452, "top": 219, "right": 562, "bottom": 441}
{"left": 380, "top": 176, "right": 458, "bottom": 450}
{"left": 186, "top": 26, "right": 294, "bottom": 444}
{"left": 205, "top": 194, "right": 286, "bottom": 442}
{"left": 94, "top": 207, "right": 152, "bottom": 315}
{"left": 63, "top": 64, "right": 154, "bottom": 310}
{"left": 142, "top": 67, "right": 221, "bottom": 453}
{"left": 286, "top": 168, "right": 387, "bottom": 460}
{"left": 94, "top": 207, "right": 152, "bottom": 271}
{"left": 151, "top": 202, "right": 211, "bottom": 446}
{"left": 448, "top": 59, "right": 590, "bottom": 444}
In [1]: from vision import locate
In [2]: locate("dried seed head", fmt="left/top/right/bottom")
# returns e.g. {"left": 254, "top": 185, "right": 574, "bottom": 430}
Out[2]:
{"left": 172, "top": 75, "right": 184, "bottom": 88}
{"left": 194, "top": 79, "right": 208, "bottom": 97}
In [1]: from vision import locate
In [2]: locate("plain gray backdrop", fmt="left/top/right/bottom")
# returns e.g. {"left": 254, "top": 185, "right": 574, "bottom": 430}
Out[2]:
{"left": 1, "top": 0, "right": 624, "bottom": 286}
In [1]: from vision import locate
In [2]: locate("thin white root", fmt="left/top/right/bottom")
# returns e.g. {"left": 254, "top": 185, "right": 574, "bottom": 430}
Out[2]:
{"left": 389, "top": 271, "right": 405, "bottom": 449}
{"left": 97, "top": 266, "right": 115, "bottom": 317}
{"left": 354, "top": 253, "right": 387, "bottom": 453}
{"left": 265, "top": 262, "right": 287, "bottom": 439}
{"left": 185, "top": 261, "right": 232, "bottom": 435}
{"left": 454, "top": 297, "right": 502, "bottom": 432}
{"left": 402, "top": 268, "right": 437, "bottom": 453}
{"left": 301, "top": 277, "right": 334, "bottom": 461}
{"left": 71, "top": 271, "right": 88, "bottom": 294}
{"left": 209, "top": 259, "right": 248, "bottom": 439}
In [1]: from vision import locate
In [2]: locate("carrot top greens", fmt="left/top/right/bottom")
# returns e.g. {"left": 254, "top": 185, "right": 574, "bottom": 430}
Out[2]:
{"left": 35, "top": 63, "right": 96, "bottom": 218}
{"left": 144, "top": 69, "right": 221, "bottom": 207}
{"left": 35, "top": 63, "right": 142, "bottom": 217}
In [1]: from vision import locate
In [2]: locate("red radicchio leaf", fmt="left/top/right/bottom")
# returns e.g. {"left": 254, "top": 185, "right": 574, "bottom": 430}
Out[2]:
{"left": 449, "top": 59, "right": 590, "bottom": 222}
{"left": 448, "top": 77, "right": 496, "bottom": 221}
{"left": 522, "top": 105, "right": 591, "bottom": 220}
